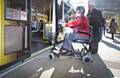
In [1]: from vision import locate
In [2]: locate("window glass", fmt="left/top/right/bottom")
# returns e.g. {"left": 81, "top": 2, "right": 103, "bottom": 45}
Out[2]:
{"left": 5, "top": 0, "right": 27, "bottom": 20}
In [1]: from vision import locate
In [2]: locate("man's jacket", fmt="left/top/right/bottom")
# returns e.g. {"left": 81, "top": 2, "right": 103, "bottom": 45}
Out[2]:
{"left": 87, "top": 9, "right": 103, "bottom": 42}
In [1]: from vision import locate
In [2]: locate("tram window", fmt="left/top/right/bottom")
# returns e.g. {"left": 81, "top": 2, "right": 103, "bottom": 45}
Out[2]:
{"left": 5, "top": 0, "right": 26, "bottom": 11}
{"left": 57, "top": 1, "right": 71, "bottom": 20}
{"left": 5, "top": 0, "right": 27, "bottom": 20}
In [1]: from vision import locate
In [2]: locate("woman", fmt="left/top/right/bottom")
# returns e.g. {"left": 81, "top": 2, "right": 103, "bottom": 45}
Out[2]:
{"left": 109, "top": 18, "right": 118, "bottom": 40}
{"left": 61, "top": 6, "right": 90, "bottom": 52}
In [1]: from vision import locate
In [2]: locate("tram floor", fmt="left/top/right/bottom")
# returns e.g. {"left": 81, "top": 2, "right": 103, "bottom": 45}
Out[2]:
{"left": 31, "top": 32, "right": 51, "bottom": 53}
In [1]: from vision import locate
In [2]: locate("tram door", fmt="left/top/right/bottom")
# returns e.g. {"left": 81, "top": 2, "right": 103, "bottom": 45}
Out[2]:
{"left": 30, "top": 0, "right": 53, "bottom": 53}
{"left": 0, "top": 0, "right": 31, "bottom": 66}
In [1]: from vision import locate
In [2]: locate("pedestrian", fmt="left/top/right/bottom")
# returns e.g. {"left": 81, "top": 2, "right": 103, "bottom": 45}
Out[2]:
{"left": 87, "top": 2, "right": 104, "bottom": 54}
{"left": 32, "top": 17, "right": 38, "bottom": 30}
{"left": 109, "top": 18, "right": 118, "bottom": 40}
{"left": 39, "top": 19, "right": 43, "bottom": 32}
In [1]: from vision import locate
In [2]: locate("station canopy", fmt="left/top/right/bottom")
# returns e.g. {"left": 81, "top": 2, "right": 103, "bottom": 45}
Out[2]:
{"left": 32, "top": 0, "right": 120, "bottom": 14}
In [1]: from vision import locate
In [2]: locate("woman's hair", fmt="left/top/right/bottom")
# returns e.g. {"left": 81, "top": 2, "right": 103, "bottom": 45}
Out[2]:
{"left": 76, "top": 6, "right": 85, "bottom": 14}
{"left": 111, "top": 18, "right": 115, "bottom": 22}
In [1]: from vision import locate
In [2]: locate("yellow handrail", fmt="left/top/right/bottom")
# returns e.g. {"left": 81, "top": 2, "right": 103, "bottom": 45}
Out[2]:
{"left": 43, "top": 1, "right": 52, "bottom": 40}
{"left": 49, "top": 2, "right": 52, "bottom": 32}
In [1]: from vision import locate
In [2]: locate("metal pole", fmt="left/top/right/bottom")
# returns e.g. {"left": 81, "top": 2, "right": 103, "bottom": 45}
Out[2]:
{"left": 27, "top": 0, "right": 32, "bottom": 52}
{"left": 25, "top": 0, "right": 27, "bottom": 11}
{"left": 52, "top": 0, "right": 56, "bottom": 45}
{"left": 49, "top": 2, "right": 52, "bottom": 32}
{"left": 55, "top": 0, "right": 58, "bottom": 44}
{"left": 62, "top": 0, "right": 64, "bottom": 21}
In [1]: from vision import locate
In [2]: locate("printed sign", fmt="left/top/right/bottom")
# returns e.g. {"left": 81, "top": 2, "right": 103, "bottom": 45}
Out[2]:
{"left": 21, "top": 11, "right": 27, "bottom": 21}
{"left": 13, "top": 9, "right": 21, "bottom": 20}
{"left": 6, "top": 8, "right": 27, "bottom": 21}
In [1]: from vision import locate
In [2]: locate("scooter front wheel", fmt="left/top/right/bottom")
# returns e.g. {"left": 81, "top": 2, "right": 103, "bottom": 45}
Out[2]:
{"left": 49, "top": 53, "right": 56, "bottom": 61}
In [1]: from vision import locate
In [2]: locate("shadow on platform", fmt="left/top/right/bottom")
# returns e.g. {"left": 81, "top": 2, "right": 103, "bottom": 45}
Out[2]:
{"left": 102, "top": 40, "right": 120, "bottom": 52}
{"left": 29, "top": 55, "right": 114, "bottom": 78}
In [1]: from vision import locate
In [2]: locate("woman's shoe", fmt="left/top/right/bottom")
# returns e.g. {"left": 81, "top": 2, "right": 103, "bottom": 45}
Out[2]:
{"left": 60, "top": 47, "right": 72, "bottom": 55}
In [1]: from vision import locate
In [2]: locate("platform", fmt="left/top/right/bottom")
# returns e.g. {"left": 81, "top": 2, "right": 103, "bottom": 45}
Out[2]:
{"left": 1, "top": 50, "right": 109, "bottom": 78}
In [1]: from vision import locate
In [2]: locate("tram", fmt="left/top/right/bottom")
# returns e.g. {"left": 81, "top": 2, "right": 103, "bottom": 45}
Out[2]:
{"left": 0, "top": 0, "right": 31, "bottom": 68}
{"left": 0, "top": 0, "right": 74, "bottom": 68}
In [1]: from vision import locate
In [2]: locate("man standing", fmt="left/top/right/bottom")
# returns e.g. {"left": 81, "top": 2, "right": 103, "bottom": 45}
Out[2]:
{"left": 87, "top": 2, "right": 103, "bottom": 54}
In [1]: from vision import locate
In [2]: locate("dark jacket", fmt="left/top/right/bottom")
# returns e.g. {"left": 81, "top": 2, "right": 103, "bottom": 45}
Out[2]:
{"left": 87, "top": 9, "right": 103, "bottom": 42}
{"left": 109, "top": 21, "right": 117, "bottom": 33}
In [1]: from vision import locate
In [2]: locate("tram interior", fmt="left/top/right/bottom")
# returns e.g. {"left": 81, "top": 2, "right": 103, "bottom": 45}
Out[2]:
{"left": 31, "top": 0, "right": 53, "bottom": 52}
{"left": 31, "top": 0, "right": 73, "bottom": 52}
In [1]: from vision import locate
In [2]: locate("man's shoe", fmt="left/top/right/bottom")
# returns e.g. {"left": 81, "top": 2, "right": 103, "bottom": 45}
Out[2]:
{"left": 91, "top": 51, "right": 97, "bottom": 54}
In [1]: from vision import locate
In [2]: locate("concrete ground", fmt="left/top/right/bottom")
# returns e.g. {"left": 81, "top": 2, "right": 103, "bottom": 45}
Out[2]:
{"left": 0, "top": 33, "right": 119, "bottom": 78}
{"left": 0, "top": 53, "right": 109, "bottom": 78}
{"left": 99, "top": 33, "right": 120, "bottom": 78}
